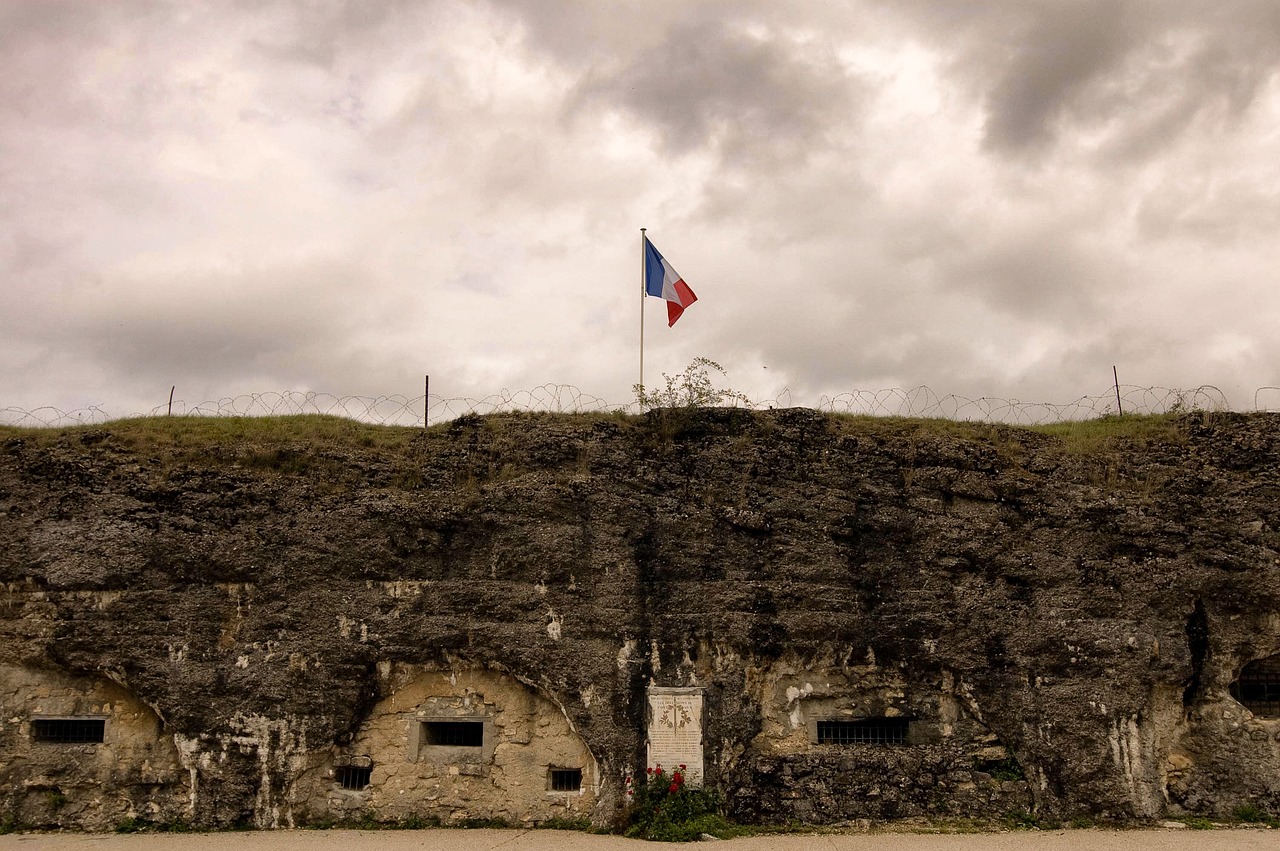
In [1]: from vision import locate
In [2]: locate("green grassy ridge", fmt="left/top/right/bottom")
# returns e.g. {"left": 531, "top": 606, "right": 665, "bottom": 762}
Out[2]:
{"left": 0, "top": 409, "right": 1205, "bottom": 459}
{"left": 1, "top": 414, "right": 422, "bottom": 450}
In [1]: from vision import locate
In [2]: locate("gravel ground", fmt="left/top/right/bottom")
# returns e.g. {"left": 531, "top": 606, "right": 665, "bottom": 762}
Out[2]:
{"left": 1, "top": 829, "right": 1278, "bottom": 851}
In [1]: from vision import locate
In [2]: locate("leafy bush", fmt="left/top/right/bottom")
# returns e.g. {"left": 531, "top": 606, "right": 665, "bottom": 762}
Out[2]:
{"left": 1231, "top": 804, "right": 1277, "bottom": 825}
{"left": 634, "top": 358, "right": 751, "bottom": 410}
{"left": 1003, "top": 809, "right": 1039, "bottom": 829}
{"left": 624, "top": 764, "right": 744, "bottom": 842}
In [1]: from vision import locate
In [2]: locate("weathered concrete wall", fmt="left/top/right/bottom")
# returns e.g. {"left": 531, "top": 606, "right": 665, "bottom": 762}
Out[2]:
{"left": 294, "top": 665, "right": 598, "bottom": 825}
{"left": 732, "top": 652, "right": 1033, "bottom": 822}
{"left": 0, "top": 662, "right": 187, "bottom": 830}
{"left": 3, "top": 409, "right": 1280, "bottom": 828}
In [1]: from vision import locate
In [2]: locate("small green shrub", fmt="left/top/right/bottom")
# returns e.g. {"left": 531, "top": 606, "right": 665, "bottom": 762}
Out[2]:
{"left": 1003, "top": 809, "right": 1039, "bottom": 829}
{"left": 1231, "top": 804, "right": 1277, "bottom": 825}
{"left": 1183, "top": 816, "right": 1215, "bottom": 830}
{"left": 624, "top": 764, "right": 744, "bottom": 842}
{"left": 115, "top": 817, "right": 191, "bottom": 833}
{"left": 114, "top": 817, "right": 149, "bottom": 833}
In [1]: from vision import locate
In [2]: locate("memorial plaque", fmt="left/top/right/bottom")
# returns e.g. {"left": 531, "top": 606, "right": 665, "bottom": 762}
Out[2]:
{"left": 646, "top": 686, "right": 704, "bottom": 786}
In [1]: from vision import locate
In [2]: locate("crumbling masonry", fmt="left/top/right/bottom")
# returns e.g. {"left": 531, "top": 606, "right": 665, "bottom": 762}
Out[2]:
{"left": 3, "top": 409, "right": 1280, "bottom": 829}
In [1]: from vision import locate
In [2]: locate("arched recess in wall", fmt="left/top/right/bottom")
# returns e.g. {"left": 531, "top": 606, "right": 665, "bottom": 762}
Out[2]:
{"left": 307, "top": 665, "right": 600, "bottom": 826}
{"left": 0, "top": 662, "right": 187, "bottom": 830}
{"left": 734, "top": 653, "right": 1035, "bottom": 823}
{"left": 1230, "top": 655, "right": 1280, "bottom": 718}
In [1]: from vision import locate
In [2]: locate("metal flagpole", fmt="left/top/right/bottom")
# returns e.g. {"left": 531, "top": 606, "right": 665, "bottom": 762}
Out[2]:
{"left": 640, "top": 227, "right": 646, "bottom": 396}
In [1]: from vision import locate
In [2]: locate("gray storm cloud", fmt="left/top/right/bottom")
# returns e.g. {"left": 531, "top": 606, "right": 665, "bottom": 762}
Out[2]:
{"left": 570, "top": 17, "right": 858, "bottom": 166}
{"left": 2, "top": 0, "right": 1279, "bottom": 418}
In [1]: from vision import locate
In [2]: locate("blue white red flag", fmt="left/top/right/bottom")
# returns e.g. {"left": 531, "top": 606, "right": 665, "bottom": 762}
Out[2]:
{"left": 643, "top": 237, "right": 698, "bottom": 326}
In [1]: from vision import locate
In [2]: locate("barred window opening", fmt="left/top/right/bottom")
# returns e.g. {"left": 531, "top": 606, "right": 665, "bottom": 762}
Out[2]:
{"left": 817, "top": 718, "right": 909, "bottom": 745}
{"left": 335, "top": 765, "right": 372, "bottom": 790}
{"left": 32, "top": 718, "right": 105, "bottom": 744}
{"left": 549, "top": 768, "right": 582, "bottom": 792}
{"left": 424, "top": 720, "right": 483, "bottom": 747}
{"left": 1231, "top": 658, "right": 1280, "bottom": 717}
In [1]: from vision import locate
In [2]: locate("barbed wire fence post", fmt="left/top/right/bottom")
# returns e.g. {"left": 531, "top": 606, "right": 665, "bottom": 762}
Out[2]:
{"left": 0, "top": 383, "right": 1254, "bottom": 429}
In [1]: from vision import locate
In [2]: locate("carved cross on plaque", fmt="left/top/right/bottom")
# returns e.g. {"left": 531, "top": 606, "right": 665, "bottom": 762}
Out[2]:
{"left": 646, "top": 686, "right": 704, "bottom": 787}
{"left": 658, "top": 698, "right": 692, "bottom": 731}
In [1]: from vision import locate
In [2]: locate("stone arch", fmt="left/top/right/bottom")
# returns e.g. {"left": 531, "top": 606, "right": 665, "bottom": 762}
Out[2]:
{"left": 307, "top": 664, "right": 600, "bottom": 826}
{"left": 0, "top": 663, "right": 187, "bottom": 830}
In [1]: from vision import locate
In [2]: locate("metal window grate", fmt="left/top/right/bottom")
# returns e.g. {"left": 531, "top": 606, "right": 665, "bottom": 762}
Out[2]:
{"left": 817, "top": 718, "right": 909, "bottom": 745}
{"left": 32, "top": 718, "right": 105, "bottom": 744}
{"left": 335, "top": 765, "right": 372, "bottom": 790}
{"left": 549, "top": 768, "right": 582, "bottom": 792}
{"left": 424, "top": 721, "right": 483, "bottom": 747}
{"left": 1231, "top": 663, "right": 1280, "bottom": 717}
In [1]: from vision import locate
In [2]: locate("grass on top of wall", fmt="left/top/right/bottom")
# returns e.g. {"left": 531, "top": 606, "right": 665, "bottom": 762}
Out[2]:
{"left": 1, "top": 414, "right": 422, "bottom": 452}
{"left": 828, "top": 410, "right": 1194, "bottom": 454}
{"left": 1026, "top": 412, "right": 1194, "bottom": 452}
{"left": 1, "top": 408, "right": 1204, "bottom": 463}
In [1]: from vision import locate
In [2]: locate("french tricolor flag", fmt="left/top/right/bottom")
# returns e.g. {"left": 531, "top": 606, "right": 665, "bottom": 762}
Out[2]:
{"left": 643, "top": 237, "right": 698, "bottom": 327}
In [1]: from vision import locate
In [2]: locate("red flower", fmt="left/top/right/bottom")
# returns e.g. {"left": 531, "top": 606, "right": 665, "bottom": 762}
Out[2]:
{"left": 679, "top": 764, "right": 687, "bottom": 770}
{"left": 646, "top": 768, "right": 653, "bottom": 774}
{"left": 668, "top": 782, "right": 679, "bottom": 793}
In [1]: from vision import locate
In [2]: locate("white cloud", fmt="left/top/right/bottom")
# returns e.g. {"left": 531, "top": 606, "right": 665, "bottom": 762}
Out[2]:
{"left": 3, "top": 0, "right": 1279, "bottom": 419}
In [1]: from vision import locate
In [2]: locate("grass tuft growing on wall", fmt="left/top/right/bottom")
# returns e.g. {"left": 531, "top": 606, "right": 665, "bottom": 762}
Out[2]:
{"left": 1026, "top": 413, "right": 1190, "bottom": 453}
{"left": 0, "top": 409, "right": 1207, "bottom": 477}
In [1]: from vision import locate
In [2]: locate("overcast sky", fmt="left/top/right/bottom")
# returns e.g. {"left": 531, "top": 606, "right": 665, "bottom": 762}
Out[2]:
{"left": 3, "top": 0, "right": 1279, "bottom": 420}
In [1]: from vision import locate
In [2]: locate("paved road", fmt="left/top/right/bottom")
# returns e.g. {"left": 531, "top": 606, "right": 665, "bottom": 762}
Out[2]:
{"left": 2, "top": 829, "right": 1277, "bottom": 851}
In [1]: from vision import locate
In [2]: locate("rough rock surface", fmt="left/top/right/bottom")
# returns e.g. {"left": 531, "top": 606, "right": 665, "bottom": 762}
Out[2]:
{"left": 2, "top": 409, "right": 1280, "bottom": 830}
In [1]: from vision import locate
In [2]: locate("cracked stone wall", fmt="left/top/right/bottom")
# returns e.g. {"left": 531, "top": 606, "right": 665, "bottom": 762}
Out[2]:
{"left": 731, "top": 651, "right": 1034, "bottom": 821}
{"left": 3, "top": 409, "right": 1280, "bottom": 828}
{"left": 0, "top": 662, "right": 187, "bottom": 830}
{"left": 294, "top": 665, "right": 598, "bottom": 825}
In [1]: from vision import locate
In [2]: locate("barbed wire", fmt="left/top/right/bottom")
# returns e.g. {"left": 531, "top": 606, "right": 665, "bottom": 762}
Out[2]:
{"left": 814, "top": 385, "right": 1234, "bottom": 426}
{"left": 2, "top": 384, "right": 1272, "bottom": 430}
